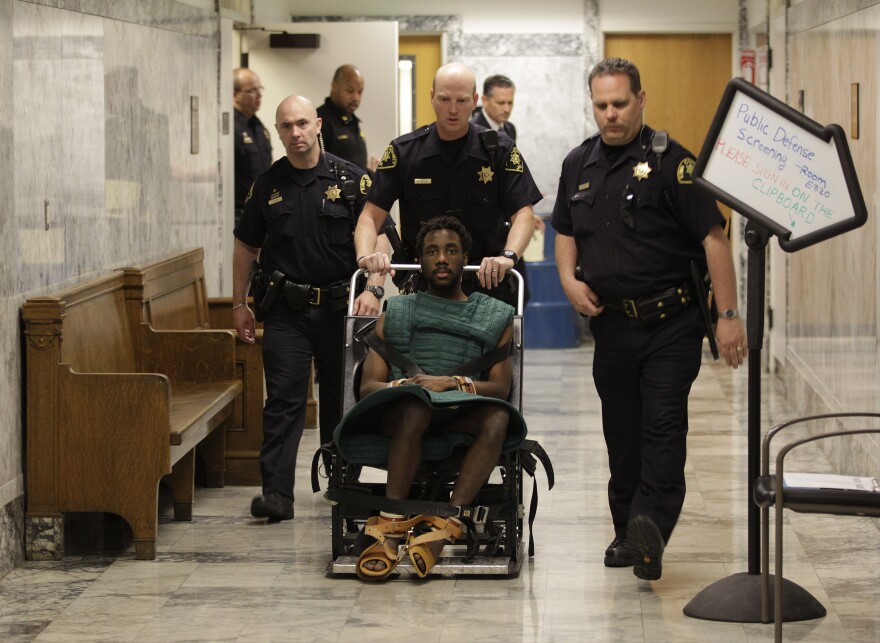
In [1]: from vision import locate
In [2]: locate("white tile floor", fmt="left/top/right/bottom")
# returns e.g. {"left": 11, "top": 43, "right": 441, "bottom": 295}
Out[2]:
{"left": 2, "top": 342, "right": 878, "bottom": 642}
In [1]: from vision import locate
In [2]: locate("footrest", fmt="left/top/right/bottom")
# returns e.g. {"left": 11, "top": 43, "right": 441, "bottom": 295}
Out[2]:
{"left": 328, "top": 542, "right": 524, "bottom": 577}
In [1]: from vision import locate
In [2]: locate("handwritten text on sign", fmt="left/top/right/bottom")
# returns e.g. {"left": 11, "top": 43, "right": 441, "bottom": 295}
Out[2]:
{"left": 702, "top": 90, "right": 853, "bottom": 239}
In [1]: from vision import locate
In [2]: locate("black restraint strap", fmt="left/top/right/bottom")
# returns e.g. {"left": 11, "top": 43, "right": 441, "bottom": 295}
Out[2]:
{"left": 361, "top": 329, "right": 512, "bottom": 379}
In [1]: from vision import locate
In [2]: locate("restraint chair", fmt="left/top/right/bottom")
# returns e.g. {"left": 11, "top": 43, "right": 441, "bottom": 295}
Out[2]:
{"left": 312, "top": 266, "right": 554, "bottom": 577}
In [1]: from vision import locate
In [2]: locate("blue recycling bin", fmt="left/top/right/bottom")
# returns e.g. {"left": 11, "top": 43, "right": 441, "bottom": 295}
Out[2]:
{"left": 524, "top": 220, "right": 582, "bottom": 348}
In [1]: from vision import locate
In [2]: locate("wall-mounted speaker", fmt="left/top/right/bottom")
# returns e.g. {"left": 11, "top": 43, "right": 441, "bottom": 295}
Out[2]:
{"left": 269, "top": 33, "right": 320, "bottom": 48}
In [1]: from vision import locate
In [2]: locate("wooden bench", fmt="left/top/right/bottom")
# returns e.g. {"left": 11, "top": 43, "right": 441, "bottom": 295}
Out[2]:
{"left": 120, "top": 248, "right": 316, "bottom": 484}
{"left": 23, "top": 272, "right": 242, "bottom": 560}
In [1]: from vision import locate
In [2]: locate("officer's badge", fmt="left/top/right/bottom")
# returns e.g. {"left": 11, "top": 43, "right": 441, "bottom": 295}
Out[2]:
{"left": 245, "top": 183, "right": 254, "bottom": 204}
{"left": 268, "top": 189, "right": 282, "bottom": 205}
{"left": 341, "top": 115, "right": 350, "bottom": 123}
{"left": 578, "top": 182, "right": 590, "bottom": 191}
{"left": 632, "top": 162, "right": 652, "bottom": 181}
{"left": 325, "top": 185, "right": 342, "bottom": 202}
{"left": 242, "top": 133, "right": 253, "bottom": 145}
{"left": 677, "top": 158, "right": 696, "bottom": 184}
{"left": 359, "top": 174, "right": 372, "bottom": 195}
{"left": 378, "top": 144, "right": 397, "bottom": 170}
{"left": 477, "top": 166, "right": 494, "bottom": 184}
{"left": 505, "top": 147, "right": 524, "bottom": 173}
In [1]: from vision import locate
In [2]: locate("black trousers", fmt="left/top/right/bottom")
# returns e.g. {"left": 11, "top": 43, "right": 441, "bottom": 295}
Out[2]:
{"left": 260, "top": 303, "right": 345, "bottom": 500}
{"left": 589, "top": 306, "right": 704, "bottom": 543}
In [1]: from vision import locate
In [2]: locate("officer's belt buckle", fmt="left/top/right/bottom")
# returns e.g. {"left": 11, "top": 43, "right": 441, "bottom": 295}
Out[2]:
{"left": 309, "top": 287, "right": 321, "bottom": 306}
{"left": 622, "top": 299, "right": 639, "bottom": 318}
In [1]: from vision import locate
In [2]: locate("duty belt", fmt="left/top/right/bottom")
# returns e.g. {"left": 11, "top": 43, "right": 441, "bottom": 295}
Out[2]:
{"left": 281, "top": 279, "right": 350, "bottom": 311}
{"left": 603, "top": 282, "right": 692, "bottom": 325}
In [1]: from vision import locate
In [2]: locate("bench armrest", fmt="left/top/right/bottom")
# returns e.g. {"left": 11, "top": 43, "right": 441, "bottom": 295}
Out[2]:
{"left": 140, "top": 324, "right": 236, "bottom": 382}
{"left": 57, "top": 364, "right": 173, "bottom": 501}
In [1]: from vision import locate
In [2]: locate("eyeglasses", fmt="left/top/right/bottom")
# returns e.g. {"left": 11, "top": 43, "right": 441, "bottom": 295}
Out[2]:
{"left": 239, "top": 86, "right": 265, "bottom": 95}
{"left": 620, "top": 185, "right": 637, "bottom": 230}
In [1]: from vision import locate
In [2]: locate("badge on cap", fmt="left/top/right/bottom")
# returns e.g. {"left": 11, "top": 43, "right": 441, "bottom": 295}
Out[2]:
{"left": 632, "top": 162, "right": 652, "bottom": 181}
{"left": 477, "top": 166, "right": 494, "bottom": 184}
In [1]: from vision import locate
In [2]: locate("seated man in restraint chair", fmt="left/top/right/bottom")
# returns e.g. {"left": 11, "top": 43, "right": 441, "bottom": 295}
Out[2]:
{"left": 336, "top": 215, "right": 526, "bottom": 580}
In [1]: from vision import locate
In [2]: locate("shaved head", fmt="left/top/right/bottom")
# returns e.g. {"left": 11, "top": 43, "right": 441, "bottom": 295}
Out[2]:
{"left": 330, "top": 64, "right": 365, "bottom": 115}
{"left": 275, "top": 95, "right": 322, "bottom": 168}
{"left": 433, "top": 62, "right": 477, "bottom": 95}
{"left": 276, "top": 95, "right": 317, "bottom": 123}
{"left": 431, "top": 62, "right": 478, "bottom": 140}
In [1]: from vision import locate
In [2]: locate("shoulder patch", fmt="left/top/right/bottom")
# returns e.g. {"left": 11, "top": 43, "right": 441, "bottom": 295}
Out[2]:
{"left": 378, "top": 144, "right": 397, "bottom": 170}
{"left": 676, "top": 157, "right": 695, "bottom": 184}
{"left": 359, "top": 173, "right": 372, "bottom": 195}
{"left": 505, "top": 146, "right": 524, "bottom": 173}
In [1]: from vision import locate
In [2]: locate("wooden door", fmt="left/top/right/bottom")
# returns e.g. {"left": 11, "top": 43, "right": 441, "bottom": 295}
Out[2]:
{"left": 605, "top": 34, "right": 733, "bottom": 224}
{"left": 399, "top": 35, "right": 442, "bottom": 130}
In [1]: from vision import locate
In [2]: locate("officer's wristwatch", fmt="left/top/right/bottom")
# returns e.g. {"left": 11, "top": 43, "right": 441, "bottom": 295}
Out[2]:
{"left": 721, "top": 309, "right": 739, "bottom": 320}
{"left": 501, "top": 249, "right": 519, "bottom": 264}
{"left": 365, "top": 285, "right": 385, "bottom": 300}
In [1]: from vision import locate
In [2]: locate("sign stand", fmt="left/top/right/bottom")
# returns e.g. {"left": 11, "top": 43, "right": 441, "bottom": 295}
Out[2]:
{"left": 683, "top": 221, "right": 825, "bottom": 623}
{"left": 682, "top": 78, "right": 868, "bottom": 624}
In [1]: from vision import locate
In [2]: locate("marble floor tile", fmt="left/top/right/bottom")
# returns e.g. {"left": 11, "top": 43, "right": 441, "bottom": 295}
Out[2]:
{"left": 0, "top": 344, "right": 877, "bottom": 641}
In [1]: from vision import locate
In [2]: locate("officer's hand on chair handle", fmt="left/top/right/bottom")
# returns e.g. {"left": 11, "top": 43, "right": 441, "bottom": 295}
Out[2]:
{"left": 358, "top": 253, "right": 394, "bottom": 277}
{"left": 478, "top": 255, "right": 515, "bottom": 289}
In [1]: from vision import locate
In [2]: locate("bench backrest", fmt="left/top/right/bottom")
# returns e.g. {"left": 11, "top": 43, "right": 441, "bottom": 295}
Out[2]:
{"left": 121, "top": 247, "right": 210, "bottom": 331}
{"left": 23, "top": 272, "right": 137, "bottom": 375}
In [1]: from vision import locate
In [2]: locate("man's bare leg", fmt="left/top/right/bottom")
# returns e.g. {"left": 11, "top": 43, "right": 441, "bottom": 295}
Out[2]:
{"left": 411, "top": 404, "right": 510, "bottom": 573}
{"left": 362, "top": 397, "right": 431, "bottom": 573}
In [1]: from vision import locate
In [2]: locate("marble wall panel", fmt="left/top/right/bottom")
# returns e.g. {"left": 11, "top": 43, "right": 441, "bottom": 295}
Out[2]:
{"left": 784, "top": 3, "right": 880, "bottom": 476}
{"left": 0, "top": 0, "right": 20, "bottom": 582}
{"left": 1, "top": 0, "right": 222, "bottom": 579}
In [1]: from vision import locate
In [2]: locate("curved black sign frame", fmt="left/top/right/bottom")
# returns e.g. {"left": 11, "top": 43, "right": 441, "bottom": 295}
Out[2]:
{"left": 693, "top": 77, "right": 867, "bottom": 252}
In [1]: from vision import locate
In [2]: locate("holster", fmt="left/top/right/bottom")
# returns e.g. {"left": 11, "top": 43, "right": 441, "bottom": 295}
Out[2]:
{"left": 254, "top": 270, "right": 286, "bottom": 321}
{"left": 326, "top": 281, "right": 350, "bottom": 311}
{"left": 282, "top": 281, "right": 310, "bottom": 311}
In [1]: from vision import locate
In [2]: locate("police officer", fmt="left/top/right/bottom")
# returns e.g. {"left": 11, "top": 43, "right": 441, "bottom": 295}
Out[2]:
{"left": 355, "top": 62, "right": 541, "bottom": 307}
{"left": 233, "top": 68, "right": 273, "bottom": 226}
{"left": 316, "top": 64, "right": 378, "bottom": 172}
{"left": 552, "top": 58, "right": 747, "bottom": 580}
{"left": 232, "top": 95, "right": 386, "bottom": 521}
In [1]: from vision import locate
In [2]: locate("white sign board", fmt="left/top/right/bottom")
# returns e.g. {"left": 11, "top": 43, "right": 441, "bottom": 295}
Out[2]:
{"left": 694, "top": 78, "right": 866, "bottom": 252}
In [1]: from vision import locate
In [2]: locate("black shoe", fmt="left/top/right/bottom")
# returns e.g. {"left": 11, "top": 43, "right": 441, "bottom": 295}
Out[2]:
{"left": 603, "top": 536, "right": 635, "bottom": 567}
{"left": 627, "top": 514, "right": 665, "bottom": 581}
{"left": 250, "top": 492, "right": 294, "bottom": 521}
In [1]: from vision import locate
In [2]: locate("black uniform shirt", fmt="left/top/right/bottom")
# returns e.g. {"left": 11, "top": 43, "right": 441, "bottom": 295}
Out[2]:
{"left": 551, "top": 126, "right": 725, "bottom": 301}
{"left": 234, "top": 109, "right": 273, "bottom": 209}
{"left": 235, "top": 153, "right": 371, "bottom": 286}
{"left": 316, "top": 97, "right": 368, "bottom": 169}
{"left": 368, "top": 123, "right": 541, "bottom": 263}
